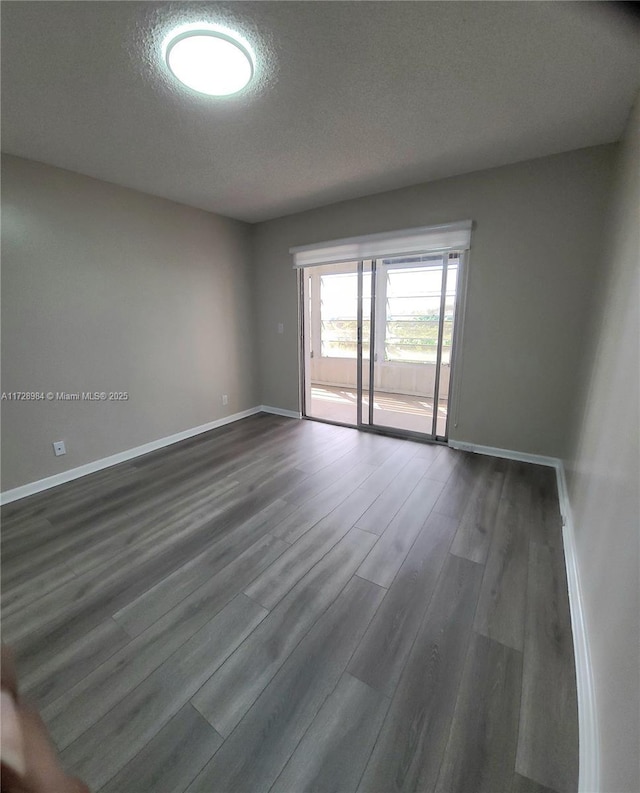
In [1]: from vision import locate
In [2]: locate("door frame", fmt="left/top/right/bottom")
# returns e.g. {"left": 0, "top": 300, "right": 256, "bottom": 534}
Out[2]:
{"left": 297, "top": 249, "right": 469, "bottom": 444}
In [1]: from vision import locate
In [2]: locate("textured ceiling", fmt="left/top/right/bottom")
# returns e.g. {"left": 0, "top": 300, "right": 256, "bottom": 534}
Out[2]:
{"left": 2, "top": 2, "right": 639, "bottom": 223}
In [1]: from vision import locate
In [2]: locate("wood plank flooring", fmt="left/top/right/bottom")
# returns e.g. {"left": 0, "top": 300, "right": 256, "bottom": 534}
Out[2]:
{"left": 1, "top": 414, "right": 579, "bottom": 793}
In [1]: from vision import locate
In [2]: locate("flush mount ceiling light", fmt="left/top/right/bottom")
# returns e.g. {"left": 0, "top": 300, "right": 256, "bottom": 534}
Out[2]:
{"left": 164, "top": 24, "right": 254, "bottom": 96}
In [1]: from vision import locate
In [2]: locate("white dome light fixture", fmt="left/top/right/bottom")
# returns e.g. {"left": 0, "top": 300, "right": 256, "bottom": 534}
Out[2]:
{"left": 164, "top": 24, "right": 254, "bottom": 97}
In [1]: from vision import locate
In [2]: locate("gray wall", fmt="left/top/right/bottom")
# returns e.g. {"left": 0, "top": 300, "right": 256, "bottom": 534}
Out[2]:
{"left": 252, "top": 145, "right": 615, "bottom": 458}
{"left": 1, "top": 155, "right": 257, "bottom": 491}
{"left": 566, "top": 99, "right": 639, "bottom": 792}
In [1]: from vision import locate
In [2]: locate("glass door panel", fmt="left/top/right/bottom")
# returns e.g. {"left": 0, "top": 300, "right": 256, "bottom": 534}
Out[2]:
{"left": 302, "top": 261, "right": 360, "bottom": 426}
{"left": 360, "top": 260, "right": 373, "bottom": 426}
{"left": 371, "top": 255, "right": 444, "bottom": 437}
{"left": 435, "top": 254, "right": 459, "bottom": 437}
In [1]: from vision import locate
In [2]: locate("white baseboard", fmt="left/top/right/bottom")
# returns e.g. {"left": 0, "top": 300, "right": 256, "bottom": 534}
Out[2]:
{"left": 0, "top": 406, "right": 263, "bottom": 506}
{"left": 447, "top": 439, "right": 558, "bottom": 468}
{"left": 449, "top": 439, "right": 599, "bottom": 792}
{"left": 260, "top": 405, "right": 302, "bottom": 419}
{"left": 555, "top": 462, "right": 600, "bottom": 793}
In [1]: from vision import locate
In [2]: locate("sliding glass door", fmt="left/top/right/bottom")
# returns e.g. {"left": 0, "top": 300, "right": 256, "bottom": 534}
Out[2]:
{"left": 301, "top": 260, "right": 372, "bottom": 427}
{"left": 300, "top": 251, "right": 463, "bottom": 441}
{"left": 369, "top": 253, "right": 456, "bottom": 438}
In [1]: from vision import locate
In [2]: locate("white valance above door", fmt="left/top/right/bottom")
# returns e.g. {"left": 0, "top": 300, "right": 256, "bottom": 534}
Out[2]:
{"left": 290, "top": 220, "right": 472, "bottom": 268}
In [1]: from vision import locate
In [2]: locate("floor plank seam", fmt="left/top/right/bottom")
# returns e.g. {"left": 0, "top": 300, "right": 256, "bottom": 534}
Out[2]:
{"left": 430, "top": 625, "right": 480, "bottom": 793}
{"left": 188, "top": 566, "right": 364, "bottom": 738}
{"left": 52, "top": 592, "right": 266, "bottom": 752}
{"left": 111, "top": 526, "right": 290, "bottom": 640}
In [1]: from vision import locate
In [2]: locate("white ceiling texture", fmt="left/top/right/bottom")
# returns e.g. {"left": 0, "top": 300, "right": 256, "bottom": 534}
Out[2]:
{"left": 2, "top": 1, "right": 639, "bottom": 222}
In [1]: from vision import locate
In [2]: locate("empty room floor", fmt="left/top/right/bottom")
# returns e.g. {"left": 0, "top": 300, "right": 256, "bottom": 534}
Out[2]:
{"left": 1, "top": 414, "right": 578, "bottom": 793}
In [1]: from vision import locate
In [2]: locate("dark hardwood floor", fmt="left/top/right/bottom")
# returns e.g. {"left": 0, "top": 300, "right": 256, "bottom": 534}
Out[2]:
{"left": 0, "top": 413, "right": 579, "bottom": 793}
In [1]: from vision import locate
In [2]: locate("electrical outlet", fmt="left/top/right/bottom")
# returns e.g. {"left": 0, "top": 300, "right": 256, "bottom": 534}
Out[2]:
{"left": 53, "top": 440, "right": 66, "bottom": 456}
{"left": 222, "top": 394, "right": 228, "bottom": 406}
{"left": 277, "top": 323, "right": 284, "bottom": 334}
